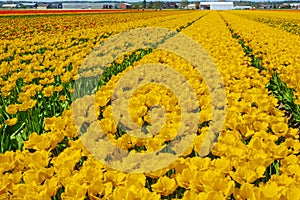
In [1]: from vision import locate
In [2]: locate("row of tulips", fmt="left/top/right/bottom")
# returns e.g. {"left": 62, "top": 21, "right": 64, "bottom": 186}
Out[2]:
{"left": 1, "top": 10, "right": 300, "bottom": 199}
{"left": 0, "top": 11, "right": 208, "bottom": 153}
{"left": 0, "top": 11, "right": 210, "bottom": 199}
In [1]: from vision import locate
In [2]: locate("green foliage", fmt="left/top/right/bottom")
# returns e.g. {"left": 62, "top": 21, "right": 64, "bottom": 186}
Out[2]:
{"left": 180, "top": 0, "right": 189, "bottom": 9}
{"left": 266, "top": 72, "right": 300, "bottom": 128}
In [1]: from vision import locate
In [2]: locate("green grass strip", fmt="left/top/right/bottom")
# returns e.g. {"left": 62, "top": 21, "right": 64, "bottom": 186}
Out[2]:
{"left": 266, "top": 72, "right": 300, "bottom": 128}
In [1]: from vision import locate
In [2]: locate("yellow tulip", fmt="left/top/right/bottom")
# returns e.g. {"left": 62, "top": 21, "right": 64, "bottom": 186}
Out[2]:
{"left": 5, "top": 104, "right": 19, "bottom": 115}
{"left": 151, "top": 176, "right": 178, "bottom": 196}
{"left": 4, "top": 118, "right": 18, "bottom": 126}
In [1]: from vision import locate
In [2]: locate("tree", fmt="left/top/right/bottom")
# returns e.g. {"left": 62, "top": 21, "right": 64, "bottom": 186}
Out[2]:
{"left": 153, "top": 1, "right": 163, "bottom": 9}
{"left": 149, "top": 1, "right": 154, "bottom": 8}
{"left": 195, "top": 2, "right": 200, "bottom": 9}
{"left": 181, "top": 0, "right": 189, "bottom": 9}
{"left": 143, "top": 0, "right": 146, "bottom": 8}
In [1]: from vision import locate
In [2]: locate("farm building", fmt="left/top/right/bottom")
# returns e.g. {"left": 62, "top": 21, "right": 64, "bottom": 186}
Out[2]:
{"left": 37, "top": 4, "right": 49, "bottom": 10}
{"left": 22, "top": 3, "right": 38, "bottom": 9}
{"left": 188, "top": 4, "right": 196, "bottom": 9}
{"left": 120, "top": 3, "right": 132, "bottom": 9}
{"left": 200, "top": 2, "right": 233, "bottom": 10}
{"left": 2, "top": 4, "right": 21, "bottom": 8}
{"left": 233, "top": 6, "right": 252, "bottom": 10}
{"left": 62, "top": 3, "right": 119, "bottom": 9}
{"left": 290, "top": 3, "right": 300, "bottom": 9}
{"left": 165, "top": 2, "right": 178, "bottom": 8}
{"left": 47, "top": 3, "right": 63, "bottom": 9}
{"left": 258, "top": 4, "right": 273, "bottom": 9}
{"left": 279, "top": 3, "right": 300, "bottom": 9}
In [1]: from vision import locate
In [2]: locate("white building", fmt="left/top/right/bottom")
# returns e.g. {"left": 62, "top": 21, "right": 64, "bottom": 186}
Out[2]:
{"left": 188, "top": 4, "right": 196, "bottom": 9}
{"left": 290, "top": 3, "right": 300, "bottom": 9}
{"left": 200, "top": 2, "right": 234, "bottom": 10}
{"left": 37, "top": 4, "right": 49, "bottom": 9}
{"left": 22, "top": 3, "right": 38, "bottom": 8}
{"left": 233, "top": 6, "right": 252, "bottom": 10}
{"left": 2, "top": 4, "right": 18, "bottom": 8}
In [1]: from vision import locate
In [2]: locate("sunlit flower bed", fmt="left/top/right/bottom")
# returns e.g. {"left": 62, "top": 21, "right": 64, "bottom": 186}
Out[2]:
{"left": 0, "top": 10, "right": 300, "bottom": 199}
{"left": 223, "top": 11, "right": 300, "bottom": 102}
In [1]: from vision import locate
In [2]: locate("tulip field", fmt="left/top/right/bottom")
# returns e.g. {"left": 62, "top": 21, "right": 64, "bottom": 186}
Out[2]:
{"left": 1, "top": 10, "right": 300, "bottom": 199}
